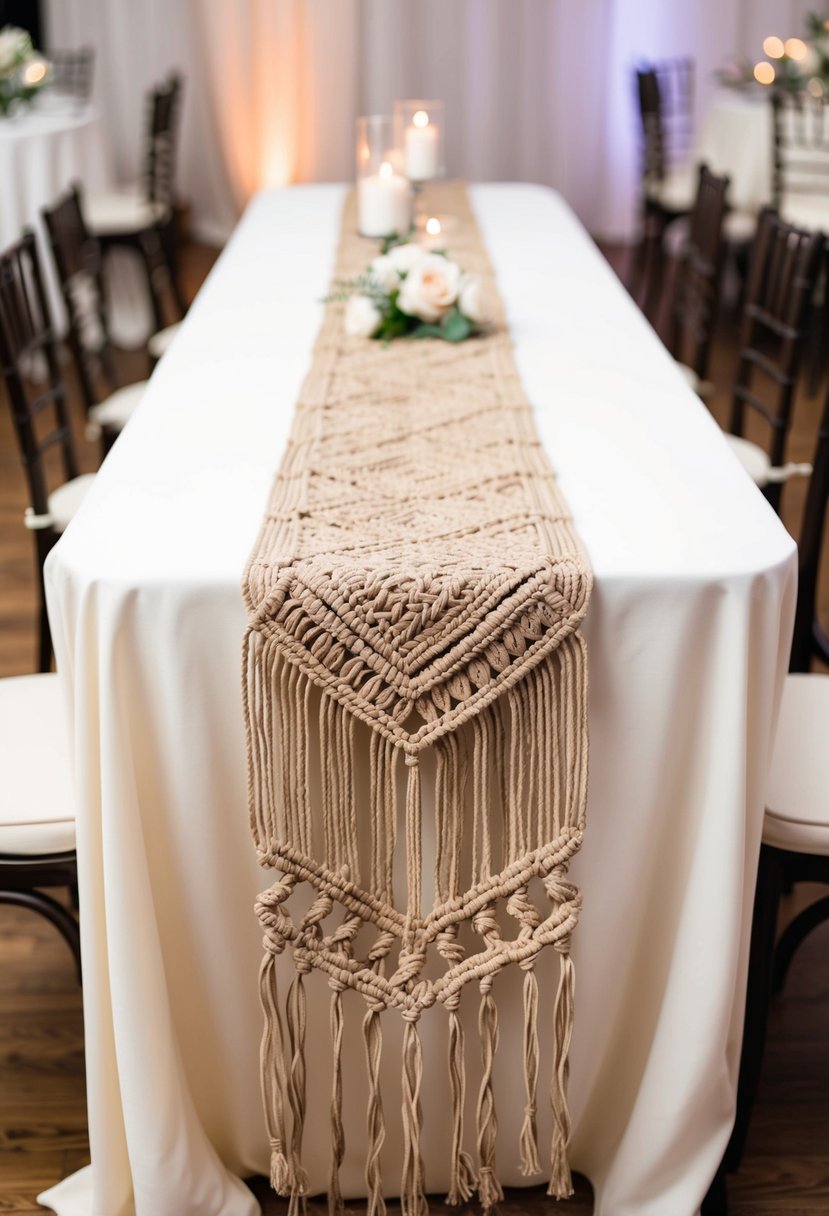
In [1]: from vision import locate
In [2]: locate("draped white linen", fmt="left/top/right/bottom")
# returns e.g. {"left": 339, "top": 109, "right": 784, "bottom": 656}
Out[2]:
{"left": 43, "top": 0, "right": 819, "bottom": 244}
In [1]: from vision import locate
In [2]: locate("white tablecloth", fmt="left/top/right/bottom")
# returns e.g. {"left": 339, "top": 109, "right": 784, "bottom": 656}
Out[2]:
{"left": 42, "top": 184, "right": 796, "bottom": 1216}
{"left": 0, "top": 105, "right": 110, "bottom": 328}
{"left": 694, "top": 89, "right": 773, "bottom": 214}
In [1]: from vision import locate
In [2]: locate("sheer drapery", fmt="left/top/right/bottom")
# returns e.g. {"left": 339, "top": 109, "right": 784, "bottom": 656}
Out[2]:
{"left": 44, "top": 0, "right": 819, "bottom": 243}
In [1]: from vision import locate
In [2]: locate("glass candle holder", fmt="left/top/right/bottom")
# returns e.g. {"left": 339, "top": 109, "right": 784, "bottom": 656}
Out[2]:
{"left": 356, "top": 115, "right": 412, "bottom": 239}
{"left": 394, "top": 100, "right": 444, "bottom": 184}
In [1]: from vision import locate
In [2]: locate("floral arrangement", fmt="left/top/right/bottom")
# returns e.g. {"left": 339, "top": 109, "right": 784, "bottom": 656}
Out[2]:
{"left": 721, "top": 13, "right": 829, "bottom": 95}
{"left": 335, "top": 241, "right": 486, "bottom": 343}
{"left": 0, "top": 26, "right": 49, "bottom": 117}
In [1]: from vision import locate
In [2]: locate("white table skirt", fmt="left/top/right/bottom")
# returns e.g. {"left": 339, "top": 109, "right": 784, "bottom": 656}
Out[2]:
{"left": 42, "top": 184, "right": 796, "bottom": 1216}
{"left": 0, "top": 105, "right": 110, "bottom": 331}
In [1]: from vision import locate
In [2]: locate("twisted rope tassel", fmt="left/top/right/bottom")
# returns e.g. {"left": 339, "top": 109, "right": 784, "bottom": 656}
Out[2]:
{"left": 258, "top": 945, "right": 292, "bottom": 1195}
{"left": 548, "top": 942, "right": 576, "bottom": 1199}
{"left": 445, "top": 991, "right": 477, "bottom": 1204}
{"left": 518, "top": 960, "right": 541, "bottom": 1176}
{"left": 286, "top": 963, "right": 310, "bottom": 1215}
{"left": 363, "top": 999, "right": 387, "bottom": 1216}
{"left": 476, "top": 974, "right": 504, "bottom": 1210}
{"left": 328, "top": 979, "right": 345, "bottom": 1216}
{"left": 544, "top": 865, "right": 578, "bottom": 1199}
{"left": 507, "top": 885, "right": 542, "bottom": 1176}
{"left": 401, "top": 1003, "right": 428, "bottom": 1216}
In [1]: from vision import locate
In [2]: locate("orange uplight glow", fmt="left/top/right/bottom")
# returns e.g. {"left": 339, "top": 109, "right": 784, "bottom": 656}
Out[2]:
{"left": 785, "top": 37, "right": 809, "bottom": 61}
{"left": 754, "top": 61, "right": 776, "bottom": 85}
{"left": 763, "top": 36, "right": 785, "bottom": 59}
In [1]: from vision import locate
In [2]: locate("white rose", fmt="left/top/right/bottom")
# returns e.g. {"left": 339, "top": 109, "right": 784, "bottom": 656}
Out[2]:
{"left": 0, "top": 27, "right": 31, "bottom": 75}
{"left": 369, "top": 255, "right": 400, "bottom": 294}
{"left": 458, "top": 275, "right": 486, "bottom": 324}
{"left": 344, "top": 294, "right": 382, "bottom": 338}
{"left": 387, "top": 242, "right": 427, "bottom": 274}
{"left": 397, "top": 253, "right": 461, "bottom": 322}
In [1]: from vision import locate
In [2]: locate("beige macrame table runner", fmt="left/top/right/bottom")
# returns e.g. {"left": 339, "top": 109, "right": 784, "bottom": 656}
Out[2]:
{"left": 243, "top": 183, "right": 592, "bottom": 1216}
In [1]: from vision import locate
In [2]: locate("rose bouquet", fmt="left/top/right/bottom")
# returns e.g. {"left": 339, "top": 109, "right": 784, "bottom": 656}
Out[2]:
{"left": 0, "top": 26, "right": 49, "bottom": 116}
{"left": 334, "top": 241, "right": 486, "bottom": 343}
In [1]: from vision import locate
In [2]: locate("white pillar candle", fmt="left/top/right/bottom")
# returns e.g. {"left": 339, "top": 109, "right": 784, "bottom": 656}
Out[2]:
{"left": 358, "top": 162, "right": 411, "bottom": 237}
{"left": 404, "top": 110, "right": 439, "bottom": 181}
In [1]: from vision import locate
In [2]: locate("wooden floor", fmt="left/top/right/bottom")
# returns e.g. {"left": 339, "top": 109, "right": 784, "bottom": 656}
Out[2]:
{"left": 1, "top": 240, "right": 828, "bottom": 1214}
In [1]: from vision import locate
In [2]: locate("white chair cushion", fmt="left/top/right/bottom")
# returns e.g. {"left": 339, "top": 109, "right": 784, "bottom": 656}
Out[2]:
{"left": 47, "top": 473, "right": 96, "bottom": 534}
{"left": 645, "top": 165, "right": 697, "bottom": 213}
{"left": 779, "top": 193, "right": 829, "bottom": 235}
{"left": 723, "top": 209, "right": 757, "bottom": 244}
{"left": 726, "top": 435, "right": 812, "bottom": 488}
{"left": 147, "top": 322, "right": 181, "bottom": 361}
{"left": 85, "top": 188, "right": 168, "bottom": 236}
{"left": 675, "top": 361, "right": 714, "bottom": 401}
{"left": 88, "top": 380, "right": 147, "bottom": 435}
{"left": 764, "top": 674, "right": 829, "bottom": 857}
{"left": 0, "top": 674, "right": 75, "bottom": 856}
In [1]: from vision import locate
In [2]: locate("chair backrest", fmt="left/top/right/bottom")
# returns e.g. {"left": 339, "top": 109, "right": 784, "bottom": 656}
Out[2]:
{"left": 45, "top": 47, "right": 95, "bottom": 107}
{"left": 144, "top": 73, "right": 183, "bottom": 211}
{"left": 772, "top": 91, "right": 829, "bottom": 208}
{"left": 0, "top": 232, "right": 79, "bottom": 520}
{"left": 729, "top": 208, "right": 824, "bottom": 507}
{"left": 42, "top": 183, "right": 119, "bottom": 413}
{"left": 635, "top": 58, "right": 694, "bottom": 184}
{"left": 668, "top": 163, "right": 730, "bottom": 379}
{"left": 791, "top": 389, "right": 829, "bottom": 672}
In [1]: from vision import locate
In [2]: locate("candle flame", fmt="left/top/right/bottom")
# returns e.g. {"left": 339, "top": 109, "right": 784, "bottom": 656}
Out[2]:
{"left": 754, "top": 60, "right": 776, "bottom": 84}
{"left": 413, "top": 110, "right": 429, "bottom": 129}
{"left": 426, "top": 217, "right": 441, "bottom": 236}
{"left": 762, "top": 35, "right": 784, "bottom": 59}
{"left": 379, "top": 161, "right": 393, "bottom": 178}
{"left": 23, "top": 58, "right": 47, "bottom": 85}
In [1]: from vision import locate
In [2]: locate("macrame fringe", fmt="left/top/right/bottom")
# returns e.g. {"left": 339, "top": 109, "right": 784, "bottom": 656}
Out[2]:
{"left": 446, "top": 997, "right": 477, "bottom": 1204}
{"left": 476, "top": 977, "right": 504, "bottom": 1210}
{"left": 364, "top": 1005, "right": 387, "bottom": 1216}
{"left": 519, "top": 964, "right": 542, "bottom": 1176}
{"left": 548, "top": 948, "right": 576, "bottom": 1200}
{"left": 401, "top": 1014, "right": 428, "bottom": 1216}
{"left": 286, "top": 969, "right": 310, "bottom": 1214}
{"left": 250, "top": 634, "right": 588, "bottom": 1212}
{"left": 258, "top": 948, "right": 293, "bottom": 1195}
{"left": 328, "top": 984, "right": 345, "bottom": 1216}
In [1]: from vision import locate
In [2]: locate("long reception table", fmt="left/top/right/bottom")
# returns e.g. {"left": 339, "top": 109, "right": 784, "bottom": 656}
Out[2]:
{"left": 42, "top": 184, "right": 796, "bottom": 1216}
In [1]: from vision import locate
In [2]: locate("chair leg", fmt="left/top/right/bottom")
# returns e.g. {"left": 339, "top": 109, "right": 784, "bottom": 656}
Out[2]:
{"left": 772, "top": 894, "right": 829, "bottom": 995}
{"left": 159, "top": 219, "right": 187, "bottom": 318}
{"left": 136, "top": 234, "right": 167, "bottom": 334}
{"left": 0, "top": 890, "right": 81, "bottom": 984}
{"left": 701, "top": 1160, "right": 728, "bottom": 1215}
{"left": 724, "top": 845, "right": 784, "bottom": 1172}
{"left": 37, "top": 586, "right": 52, "bottom": 673}
{"left": 642, "top": 211, "right": 668, "bottom": 322}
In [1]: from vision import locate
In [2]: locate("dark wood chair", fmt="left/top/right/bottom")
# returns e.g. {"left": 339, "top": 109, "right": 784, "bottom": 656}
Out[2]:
{"left": 667, "top": 163, "right": 730, "bottom": 394}
{"left": 721, "top": 386, "right": 829, "bottom": 1197}
{"left": 631, "top": 59, "right": 696, "bottom": 318}
{"left": 83, "top": 73, "right": 186, "bottom": 332}
{"left": 0, "top": 673, "right": 80, "bottom": 982}
{"left": 0, "top": 231, "right": 95, "bottom": 671}
{"left": 42, "top": 183, "right": 159, "bottom": 452}
{"left": 771, "top": 90, "right": 829, "bottom": 391}
{"left": 727, "top": 207, "right": 824, "bottom": 513}
{"left": 44, "top": 47, "right": 94, "bottom": 108}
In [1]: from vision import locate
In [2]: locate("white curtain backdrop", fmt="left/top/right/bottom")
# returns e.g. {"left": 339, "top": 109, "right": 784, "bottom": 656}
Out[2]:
{"left": 44, "top": 0, "right": 818, "bottom": 245}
